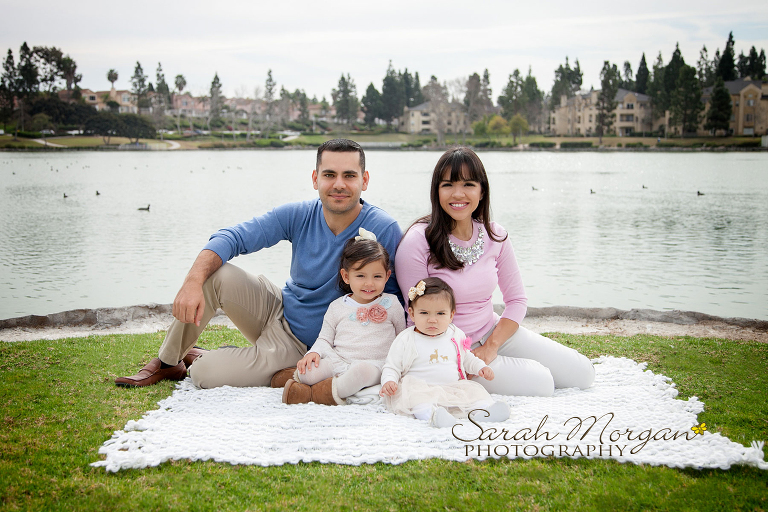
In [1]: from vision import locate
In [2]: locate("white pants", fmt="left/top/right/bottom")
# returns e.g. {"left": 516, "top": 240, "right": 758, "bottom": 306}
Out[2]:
{"left": 470, "top": 325, "right": 594, "bottom": 397}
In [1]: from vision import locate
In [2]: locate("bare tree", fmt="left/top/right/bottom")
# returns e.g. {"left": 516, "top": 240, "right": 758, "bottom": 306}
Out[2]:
{"left": 423, "top": 76, "right": 449, "bottom": 146}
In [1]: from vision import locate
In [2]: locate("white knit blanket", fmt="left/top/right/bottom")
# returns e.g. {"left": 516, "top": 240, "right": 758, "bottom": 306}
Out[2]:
{"left": 92, "top": 356, "right": 767, "bottom": 472}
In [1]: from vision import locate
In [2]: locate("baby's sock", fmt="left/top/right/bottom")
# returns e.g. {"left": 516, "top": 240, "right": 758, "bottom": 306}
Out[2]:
{"left": 469, "top": 401, "right": 510, "bottom": 422}
{"left": 431, "top": 407, "right": 459, "bottom": 429}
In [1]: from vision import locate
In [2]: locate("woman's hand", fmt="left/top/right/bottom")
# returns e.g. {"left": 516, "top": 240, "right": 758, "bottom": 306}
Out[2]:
{"left": 477, "top": 366, "right": 495, "bottom": 381}
{"left": 297, "top": 352, "right": 320, "bottom": 374}
{"left": 380, "top": 381, "right": 398, "bottom": 396}
{"left": 471, "top": 343, "right": 499, "bottom": 365}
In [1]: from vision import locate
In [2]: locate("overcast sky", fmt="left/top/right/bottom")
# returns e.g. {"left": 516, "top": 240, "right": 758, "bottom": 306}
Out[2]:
{"left": 3, "top": 0, "right": 767, "bottom": 102}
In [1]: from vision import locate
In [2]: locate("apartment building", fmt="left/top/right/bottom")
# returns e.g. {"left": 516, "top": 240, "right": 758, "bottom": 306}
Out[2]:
{"left": 551, "top": 88, "right": 653, "bottom": 136}
{"left": 700, "top": 78, "right": 768, "bottom": 136}
{"left": 400, "top": 101, "right": 471, "bottom": 135}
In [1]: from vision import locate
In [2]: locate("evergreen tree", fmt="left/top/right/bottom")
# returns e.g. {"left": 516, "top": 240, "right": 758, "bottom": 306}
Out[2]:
{"left": 636, "top": 53, "right": 649, "bottom": 94}
{"left": 746, "top": 46, "right": 766, "bottom": 79}
{"left": 696, "top": 46, "right": 714, "bottom": 87}
{"left": 595, "top": 61, "right": 620, "bottom": 143}
{"left": 332, "top": 73, "right": 359, "bottom": 126}
{"left": 208, "top": 72, "right": 222, "bottom": 130}
{"left": 670, "top": 65, "right": 704, "bottom": 135}
{"left": 622, "top": 61, "right": 635, "bottom": 90}
{"left": 411, "top": 72, "right": 424, "bottom": 105}
{"left": 737, "top": 51, "right": 750, "bottom": 78}
{"left": 717, "top": 32, "right": 737, "bottom": 81}
{"left": 263, "top": 69, "right": 276, "bottom": 138}
{"left": 17, "top": 42, "right": 39, "bottom": 98}
{"left": 1, "top": 49, "right": 19, "bottom": 133}
{"left": 131, "top": 61, "right": 149, "bottom": 109}
{"left": 663, "top": 44, "right": 685, "bottom": 104}
{"left": 522, "top": 68, "right": 544, "bottom": 132}
{"left": 155, "top": 63, "right": 170, "bottom": 106}
{"left": 704, "top": 76, "right": 731, "bottom": 135}
{"left": 464, "top": 73, "right": 484, "bottom": 124}
{"left": 295, "top": 89, "right": 309, "bottom": 123}
{"left": 550, "top": 57, "right": 582, "bottom": 110}
{"left": 481, "top": 69, "right": 492, "bottom": 108}
{"left": 361, "top": 82, "right": 382, "bottom": 127}
{"left": 381, "top": 61, "right": 404, "bottom": 127}
{"left": 497, "top": 69, "right": 525, "bottom": 120}
{"left": 32, "top": 46, "right": 63, "bottom": 93}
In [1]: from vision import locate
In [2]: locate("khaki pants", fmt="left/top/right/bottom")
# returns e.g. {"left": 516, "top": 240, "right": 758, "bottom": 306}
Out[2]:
{"left": 158, "top": 263, "right": 307, "bottom": 388}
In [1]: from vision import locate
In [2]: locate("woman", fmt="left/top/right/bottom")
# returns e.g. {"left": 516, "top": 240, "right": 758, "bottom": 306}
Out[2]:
{"left": 395, "top": 147, "right": 594, "bottom": 396}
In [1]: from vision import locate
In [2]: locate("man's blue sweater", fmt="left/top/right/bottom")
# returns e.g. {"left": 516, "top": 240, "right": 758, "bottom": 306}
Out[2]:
{"left": 203, "top": 198, "right": 402, "bottom": 347}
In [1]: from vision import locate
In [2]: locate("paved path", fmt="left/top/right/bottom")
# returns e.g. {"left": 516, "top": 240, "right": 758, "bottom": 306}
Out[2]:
{"left": 32, "top": 139, "right": 66, "bottom": 148}
{"left": 165, "top": 140, "right": 181, "bottom": 150}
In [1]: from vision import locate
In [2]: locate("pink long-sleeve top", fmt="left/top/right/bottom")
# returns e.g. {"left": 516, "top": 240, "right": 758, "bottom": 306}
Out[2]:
{"left": 394, "top": 220, "right": 527, "bottom": 341}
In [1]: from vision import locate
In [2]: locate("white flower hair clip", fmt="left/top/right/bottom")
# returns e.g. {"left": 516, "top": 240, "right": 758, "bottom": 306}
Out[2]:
{"left": 408, "top": 280, "right": 426, "bottom": 301}
{"left": 355, "top": 227, "right": 377, "bottom": 242}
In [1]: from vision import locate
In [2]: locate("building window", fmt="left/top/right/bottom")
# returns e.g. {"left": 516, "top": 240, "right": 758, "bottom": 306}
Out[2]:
{"left": 745, "top": 114, "right": 753, "bottom": 122}
{"left": 735, "top": 100, "right": 739, "bottom": 106}
{"left": 747, "top": 99, "right": 754, "bottom": 106}
{"left": 589, "top": 114, "right": 592, "bottom": 122}
{"left": 422, "top": 120, "right": 430, "bottom": 125}
{"left": 626, "top": 103, "right": 634, "bottom": 109}
{"left": 577, "top": 116, "right": 581, "bottom": 123}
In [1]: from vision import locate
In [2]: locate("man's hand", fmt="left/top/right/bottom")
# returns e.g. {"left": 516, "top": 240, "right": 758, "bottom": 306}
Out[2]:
{"left": 172, "top": 249, "right": 222, "bottom": 327}
{"left": 380, "top": 381, "right": 398, "bottom": 396}
{"left": 297, "top": 352, "right": 320, "bottom": 374}
{"left": 477, "top": 366, "right": 495, "bottom": 381}
{"left": 172, "top": 282, "right": 206, "bottom": 326}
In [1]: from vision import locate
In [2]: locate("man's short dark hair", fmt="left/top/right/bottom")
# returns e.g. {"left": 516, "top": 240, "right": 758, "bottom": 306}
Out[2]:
{"left": 316, "top": 138, "right": 365, "bottom": 172}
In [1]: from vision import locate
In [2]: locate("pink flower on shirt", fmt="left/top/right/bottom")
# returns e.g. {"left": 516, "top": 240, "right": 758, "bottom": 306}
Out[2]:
{"left": 368, "top": 304, "right": 388, "bottom": 323}
{"left": 356, "top": 308, "right": 369, "bottom": 323}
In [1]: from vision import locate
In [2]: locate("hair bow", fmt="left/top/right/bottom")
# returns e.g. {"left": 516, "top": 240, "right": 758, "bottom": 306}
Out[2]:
{"left": 355, "top": 227, "right": 377, "bottom": 242}
{"left": 408, "top": 280, "right": 426, "bottom": 301}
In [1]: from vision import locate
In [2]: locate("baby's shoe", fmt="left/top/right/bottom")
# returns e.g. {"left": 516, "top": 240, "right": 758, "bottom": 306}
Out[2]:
{"left": 431, "top": 406, "right": 458, "bottom": 428}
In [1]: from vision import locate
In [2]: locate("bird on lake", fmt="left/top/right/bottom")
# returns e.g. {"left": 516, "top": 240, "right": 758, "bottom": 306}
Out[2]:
{"left": 697, "top": 191, "right": 705, "bottom": 196}
{"left": 590, "top": 189, "right": 596, "bottom": 194}
{"left": 96, "top": 191, "right": 100, "bottom": 196}
{"left": 63, "top": 193, "right": 68, "bottom": 198}
{"left": 138, "top": 204, "right": 150, "bottom": 211}
{"left": 532, "top": 186, "right": 538, "bottom": 191}
{"left": 642, "top": 185, "right": 647, "bottom": 189}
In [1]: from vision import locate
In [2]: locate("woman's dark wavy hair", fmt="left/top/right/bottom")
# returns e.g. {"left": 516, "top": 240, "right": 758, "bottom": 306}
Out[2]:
{"left": 337, "top": 237, "right": 391, "bottom": 294}
{"left": 409, "top": 277, "right": 456, "bottom": 313}
{"left": 406, "top": 146, "right": 506, "bottom": 270}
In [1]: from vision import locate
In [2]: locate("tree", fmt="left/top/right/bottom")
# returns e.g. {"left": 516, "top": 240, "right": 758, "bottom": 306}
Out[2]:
{"left": 621, "top": 61, "right": 635, "bottom": 91}
{"left": 647, "top": 52, "right": 667, "bottom": 122}
{"left": 107, "top": 69, "right": 118, "bottom": 88}
{"left": 361, "top": 83, "right": 382, "bottom": 127}
{"left": 737, "top": 51, "right": 750, "bottom": 78}
{"left": 381, "top": 61, "right": 404, "bottom": 127}
{"left": 696, "top": 46, "right": 714, "bottom": 87}
{"left": 550, "top": 57, "right": 582, "bottom": 110}
{"left": 481, "top": 69, "right": 493, "bottom": 109}
{"left": 332, "top": 73, "right": 359, "bottom": 127}
{"left": 153, "top": 63, "right": 170, "bottom": 139}
{"left": 295, "top": 89, "right": 309, "bottom": 124}
{"left": 521, "top": 68, "right": 545, "bottom": 132}
{"left": 663, "top": 44, "right": 685, "bottom": 106}
{"left": 636, "top": 53, "right": 649, "bottom": 94}
{"left": 717, "top": 32, "right": 737, "bottom": 81}
{"left": 509, "top": 114, "right": 529, "bottom": 145}
{"left": 130, "top": 61, "right": 149, "bottom": 110}
{"left": 670, "top": 65, "right": 704, "bottom": 136}
{"left": 59, "top": 56, "right": 80, "bottom": 92}
{"left": 263, "top": 69, "right": 276, "bottom": 138}
{"left": 746, "top": 46, "right": 766, "bottom": 80}
{"left": 464, "top": 73, "right": 485, "bottom": 124}
{"left": 85, "top": 110, "right": 123, "bottom": 144}
{"left": 595, "top": 61, "right": 620, "bottom": 143}
{"left": 32, "top": 46, "right": 63, "bottom": 92}
{"left": 487, "top": 114, "right": 510, "bottom": 140}
{"left": 16, "top": 43, "right": 38, "bottom": 132}
{"left": 0, "top": 49, "right": 19, "bottom": 133}
{"left": 704, "top": 76, "right": 731, "bottom": 136}
{"left": 471, "top": 117, "right": 489, "bottom": 139}
{"left": 498, "top": 69, "right": 525, "bottom": 120}
{"left": 119, "top": 113, "right": 155, "bottom": 143}
{"left": 207, "top": 73, "right": 223, "bottom": 131}
{"left": 422, "top": 75, "right": 449, "bottom": 146}
{"left": 173, "top": 74, "right": 186, "bottom": 134}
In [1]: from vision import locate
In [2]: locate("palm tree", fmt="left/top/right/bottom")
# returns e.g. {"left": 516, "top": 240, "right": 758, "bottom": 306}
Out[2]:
{"left": 174, "top": 74, "right": 187, "bottom": 134}
{"left": 107, "top": 69, "right": 118, "bottom": 88}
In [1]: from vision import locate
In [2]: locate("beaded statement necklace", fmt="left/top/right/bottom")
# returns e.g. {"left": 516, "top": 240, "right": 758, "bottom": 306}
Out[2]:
{"left": 449, "top": 226, "right": 485, "bottom": 266}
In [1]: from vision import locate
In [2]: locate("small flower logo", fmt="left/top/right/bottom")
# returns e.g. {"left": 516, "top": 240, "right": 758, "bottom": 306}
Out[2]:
{"left": 368, "top": 304, "right": 388, "bottom": 323}
{"left": 356, "top": 308, "right": 369, "bottom": 323}
{"left": 691, "top": 423, "right": 707, "bottom": 435}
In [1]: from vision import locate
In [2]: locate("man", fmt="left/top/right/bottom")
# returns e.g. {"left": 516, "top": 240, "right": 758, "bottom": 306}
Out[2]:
{"left": 115, "top": 139, "right": 402, "bottom": 389}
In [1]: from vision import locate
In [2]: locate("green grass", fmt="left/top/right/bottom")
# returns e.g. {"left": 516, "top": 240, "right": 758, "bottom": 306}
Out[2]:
{"left": 1, "top": 328, "right": 767, "bottom": 511}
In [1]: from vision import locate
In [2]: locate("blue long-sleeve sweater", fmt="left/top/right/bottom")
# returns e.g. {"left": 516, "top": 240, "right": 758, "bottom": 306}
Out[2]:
{"left": 203, "top": 198, "right": 402, "bottom": 347}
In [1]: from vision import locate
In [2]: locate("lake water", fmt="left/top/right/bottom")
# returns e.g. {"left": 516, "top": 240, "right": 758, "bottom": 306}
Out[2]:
{"left": 1, "top": 150, "right": 767, "bottom": 321}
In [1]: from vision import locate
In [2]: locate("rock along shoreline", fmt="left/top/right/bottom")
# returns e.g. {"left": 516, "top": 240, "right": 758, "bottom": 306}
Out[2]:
{"left": 1, "top": 303, "right": 766, "bottom": 343}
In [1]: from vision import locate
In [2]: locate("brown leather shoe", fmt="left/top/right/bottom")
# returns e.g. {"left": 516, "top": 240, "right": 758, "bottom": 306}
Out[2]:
{"left": 270, "top": 367, "right": 297, "bottom": 388}
{"left": 282, "top": 379, "right": 311, "bottom": 404}
{"left": 309, "top": 377, "right": 343, "bottom": 406}
{"left": 182, "top": 346, "right": 208, "bottom": 368}
{"left": 115, "top": 358, "right": 186, "bottom": 387}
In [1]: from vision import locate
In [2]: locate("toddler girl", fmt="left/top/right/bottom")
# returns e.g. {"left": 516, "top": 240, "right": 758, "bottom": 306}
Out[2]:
{"left": 283, "top": 228, "right": 406, "bottom": 405}
{"left": 380, "top": 277, "right": 510, "bottom": 428}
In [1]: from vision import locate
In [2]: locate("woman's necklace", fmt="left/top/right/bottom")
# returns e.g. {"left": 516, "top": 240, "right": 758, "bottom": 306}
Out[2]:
{"left": 449, "top": 226, "right": 484, "bottom": 266}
